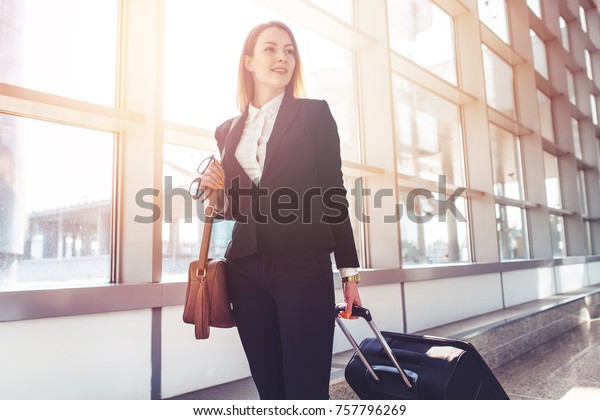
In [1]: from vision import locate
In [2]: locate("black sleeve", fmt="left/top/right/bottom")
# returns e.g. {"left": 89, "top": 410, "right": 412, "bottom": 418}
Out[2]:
{"left": 213, "top": 119, "right": 235, "bottom": 220}
{"left": 313, "top": 100, "right": 360, "bottom": 269}
{"left": 214, "top": 120, "right": 230, "bottom": 155}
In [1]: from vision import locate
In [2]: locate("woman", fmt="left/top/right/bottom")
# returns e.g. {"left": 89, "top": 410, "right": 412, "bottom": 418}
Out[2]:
{"left": 200, "top": 21, "right": 362, "bottom": 400}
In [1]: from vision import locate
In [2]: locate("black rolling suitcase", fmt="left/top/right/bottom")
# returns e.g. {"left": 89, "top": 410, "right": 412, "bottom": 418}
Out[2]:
{"left": 335, "top": 304, "right": 509, "bottom": 400}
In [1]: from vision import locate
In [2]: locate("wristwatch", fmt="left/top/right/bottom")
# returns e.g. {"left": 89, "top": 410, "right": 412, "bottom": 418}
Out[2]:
{"left": 342, "top": 274, "right": 360, "bottom": 284}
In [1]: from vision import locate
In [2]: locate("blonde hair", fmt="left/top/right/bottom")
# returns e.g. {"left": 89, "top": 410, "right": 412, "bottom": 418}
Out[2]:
{"left": 237, "top": 21, "right": 305, "bottom": 113}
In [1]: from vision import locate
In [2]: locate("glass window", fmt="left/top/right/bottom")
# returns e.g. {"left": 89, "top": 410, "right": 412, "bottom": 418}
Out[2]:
{"left": 387, "top": 0, "right": 457, "bottom": 84}
{"left": 584, "top": 221, "right": 592, "bottom": 255}
{"left": 478, "top": 0, "right": 509, "bottom": 43}
{"left": 549, "top": 214, "right": 566, "bottom": 257}
{"left": 400, "top": 189, "right": 470, "bottom": 265}
{"left": 0, "top": 0, "right": 118, "bottom": 106}
{"left": 305, "top": 0, "right": 353, "bottom": 23}
{"left": 164, "top": 0, "right": 359, "bottom": 161}
{"left": 572, "top": 117, "right": 582, "bottom": 159}
{"left": 482, "top": 45, "right": 516, "bottom": 119}
{"left": 578, "top": 170, "right": 588, "bottom": 216}
{"left": 496, "top": 204, "right": 529, "bottom": 260}
{"left": 579, "top": 6, "right": 587, "bottom": 33}
{"left": 591, "top": 95, "right": 598, "bottom": 126}
{"left": 392, "top": 74, "right": 465, "bottom": 186}
{"left": 302, "top": 39, "right": 358, "bottom": 162}
{"left": 165, "top": 0, "right": 245, "bottom": 129}
{"left": 537, "top": 90, "right": 554, "bottom": 142}
{"left": 489, "top": 124, "right": 524, "bottom": 200}
{"left": 530, "top": 30, "right": 549, "bottom": 79}
{"left": 559, "top": 16, "right": 570, "bottom": 52}
{"left": 345, "top": 175, "right": 365, "bottom": 267}
{"left": 526, "top": 0, "right": 541, "bottom": 18}
{"left": 585, "top": 49, "right": 593, "bottom": 81}
{"left": 392, "top": 75, "right": 469, "bottom": 266}
{"left": 566, "top": 68, "right": 576, "bottom": 105}
{"left": 544, "top": 152, "right": 562, "bottom": 209}
{"left": 0, "top": 115, "right": 113, "bottom": 290}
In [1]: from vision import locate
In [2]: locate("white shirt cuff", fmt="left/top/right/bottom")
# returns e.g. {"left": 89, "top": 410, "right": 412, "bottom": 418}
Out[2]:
{"left": 339, "top": 267, "right": 359, "bottom": 278}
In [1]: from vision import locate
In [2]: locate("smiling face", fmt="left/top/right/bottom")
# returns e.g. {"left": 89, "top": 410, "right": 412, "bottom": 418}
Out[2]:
{"left": 244, "top": 26, "right": 296, "bottom": 103}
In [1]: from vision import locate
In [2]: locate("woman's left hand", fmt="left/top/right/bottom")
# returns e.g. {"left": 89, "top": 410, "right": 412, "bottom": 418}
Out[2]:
{"left": 342, "top": 281, "right": 362, "bottom": 319}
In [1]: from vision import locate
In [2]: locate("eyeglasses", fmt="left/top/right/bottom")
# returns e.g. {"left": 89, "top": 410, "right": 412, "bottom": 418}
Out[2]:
{"left": 188, "top": 155, "right": 216, "bottom": 202}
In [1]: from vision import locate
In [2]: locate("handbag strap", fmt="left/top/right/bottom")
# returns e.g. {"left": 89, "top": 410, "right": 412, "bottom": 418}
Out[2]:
{"left": 197, "top": 207, "right": 216, "bottom": 274}
{"left": 196, "top": 115, "right": 240, "bottom": 273}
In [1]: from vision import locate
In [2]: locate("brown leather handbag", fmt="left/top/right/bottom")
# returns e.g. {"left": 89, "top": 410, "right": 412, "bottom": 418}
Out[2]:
{"left": 183, "top": 206, "right": 235, "bottom": 339}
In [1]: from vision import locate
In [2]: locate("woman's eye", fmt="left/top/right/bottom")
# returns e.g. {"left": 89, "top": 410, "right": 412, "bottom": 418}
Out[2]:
{"left": 265, "top": 46, "right": 274, "bottom": 52}
{"left": 286, "top": 49, "right": 295, "bottom": 55}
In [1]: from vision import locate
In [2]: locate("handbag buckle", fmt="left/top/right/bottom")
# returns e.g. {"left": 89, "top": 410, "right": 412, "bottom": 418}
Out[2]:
{"left": 204, "top": 205, "right": 217, "bottom": 218}
{"left": 196, "top": 268, "right": 207, "bottom": 279}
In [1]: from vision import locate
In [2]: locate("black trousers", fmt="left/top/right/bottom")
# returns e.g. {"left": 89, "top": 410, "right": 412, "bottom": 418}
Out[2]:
{"left": 226, "top": 251, "right": 336, "bottom": 400}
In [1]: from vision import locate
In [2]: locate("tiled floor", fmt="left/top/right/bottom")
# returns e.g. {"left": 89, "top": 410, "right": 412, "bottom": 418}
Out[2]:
{"left": 169, "top": 317, "right": 600, "bottom": 400}
{"left": 493, "top": 318, "right": 600, "bottom": 400}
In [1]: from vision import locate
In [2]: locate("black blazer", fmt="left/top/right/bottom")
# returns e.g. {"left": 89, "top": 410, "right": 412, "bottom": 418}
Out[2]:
{"left": 215, "top": 92, "right": 360, "bottom": 269}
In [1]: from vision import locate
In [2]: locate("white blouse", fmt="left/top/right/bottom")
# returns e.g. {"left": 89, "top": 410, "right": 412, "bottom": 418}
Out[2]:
{"left": 234, "top": 92, "right": 284, "bottom": 184}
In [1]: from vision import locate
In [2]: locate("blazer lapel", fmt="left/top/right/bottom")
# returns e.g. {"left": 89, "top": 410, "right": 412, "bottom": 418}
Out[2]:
{"left": 223, "top": 111, "right": 246, "bottom": 161}
{"left": 222, "top": 110, "right": 252, "bottom": 186}
{"left": 261, "top": 92, "right": 301, "bottom": 180}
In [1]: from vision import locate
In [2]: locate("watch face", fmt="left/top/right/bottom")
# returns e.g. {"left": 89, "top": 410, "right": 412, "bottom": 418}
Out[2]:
{"left": 344, "top": 274, "right": 360, "bottom": 283}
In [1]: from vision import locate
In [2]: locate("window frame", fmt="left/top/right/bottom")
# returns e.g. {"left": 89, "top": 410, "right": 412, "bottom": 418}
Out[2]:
{"left": 1, "top": 0, "right": 599, "bottom": 325}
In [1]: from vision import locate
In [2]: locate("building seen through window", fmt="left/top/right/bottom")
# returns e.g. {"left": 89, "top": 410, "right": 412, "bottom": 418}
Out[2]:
{"left": 0, "top": 0, "right": 116, "bottom": 290}
{"left": 0, "top": 116, "right": 113, "bottom": 290}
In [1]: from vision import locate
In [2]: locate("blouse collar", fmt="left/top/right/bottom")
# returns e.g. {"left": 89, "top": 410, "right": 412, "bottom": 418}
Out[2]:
{"left": 247, "top": 91, "right": 285, "bottom": 122}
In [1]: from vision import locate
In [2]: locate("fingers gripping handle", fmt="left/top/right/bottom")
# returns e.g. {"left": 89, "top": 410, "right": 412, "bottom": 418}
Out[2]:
{"left": 335, "top": 303, "right": 372, "bottom": 321}
{"left": 336, "top": 304, "right": 413, "bottom": 389}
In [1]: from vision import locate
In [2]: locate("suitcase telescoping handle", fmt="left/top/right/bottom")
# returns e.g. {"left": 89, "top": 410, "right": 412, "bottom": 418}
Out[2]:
{"left": 335, "top": 304, "right": 413, "bottom": 389}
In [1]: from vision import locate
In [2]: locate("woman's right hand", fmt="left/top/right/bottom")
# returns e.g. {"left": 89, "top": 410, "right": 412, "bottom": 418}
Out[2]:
{"left": 199, "top": 159, "right": 224, "bottom": 211}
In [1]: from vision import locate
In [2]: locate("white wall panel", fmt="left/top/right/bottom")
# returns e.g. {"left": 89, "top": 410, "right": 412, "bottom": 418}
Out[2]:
{"left": 160, "top": 305, "right": 249, "bottom": 399}
{"left": 555, "top": 264, "right": 588, "bottom": 293}
{"left": 0, "top": 310, "right": 152, "bottom": 399}
{"left": 404, "top": 273, "right": 504, "bottom": 332}
{"left": 586, "top": 261, "right": 600, "bottom": 285}
{"left": 502, "top": 267, "right": 556, "bottom": 307}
